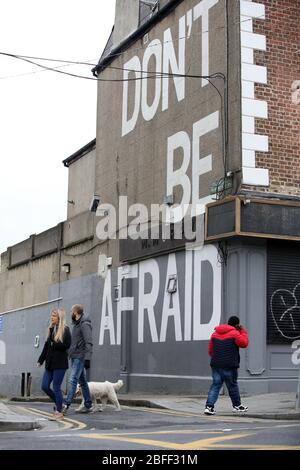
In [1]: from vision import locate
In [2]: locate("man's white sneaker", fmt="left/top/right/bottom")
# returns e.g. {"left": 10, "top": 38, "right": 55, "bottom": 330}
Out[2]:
{"left": 233, "top": 404, "right": 248, "bottom": 412}
{"left": 204, "top": 406, "right": 215, "bottom": 415}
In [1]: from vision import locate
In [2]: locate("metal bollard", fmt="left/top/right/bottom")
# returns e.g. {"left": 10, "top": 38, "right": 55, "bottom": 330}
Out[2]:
{"left": 26, "top": 373, "right": 32, "bottom": 397}
{"left": 21, "top": 373, "right": 25, "bottom": 397}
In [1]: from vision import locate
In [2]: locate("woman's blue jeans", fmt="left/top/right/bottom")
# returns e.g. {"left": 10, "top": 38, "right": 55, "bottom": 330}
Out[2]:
{"left": 41, "top": 368, "right": 67, "bottom": 412}
{"left": 64, "top": 358, "right": 92, "bottom": 409}
{"left": 206, "top": 367, "right": 241, "bottom": 408}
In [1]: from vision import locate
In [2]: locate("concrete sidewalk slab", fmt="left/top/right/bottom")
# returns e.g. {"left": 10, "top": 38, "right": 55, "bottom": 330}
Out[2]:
{"left": 119, "top": 393, "right": 300, "bottom": 421}
{"left": 0, "top": 402, "right": 41, "bottom": 432}
{"left": 120, "top": 393, "right": 300, "bottom": 420}
{"left": 5, "top": 392, "right": 300, "bottom": 422}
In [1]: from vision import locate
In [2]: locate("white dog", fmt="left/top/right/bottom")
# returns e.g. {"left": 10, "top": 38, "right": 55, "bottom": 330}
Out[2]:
{"left": 75, "top": 380, "right": 124, "bottom": 412}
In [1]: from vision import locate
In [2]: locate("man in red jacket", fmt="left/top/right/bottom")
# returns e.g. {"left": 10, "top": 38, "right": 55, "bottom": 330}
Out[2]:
{"left": 204, "top": 315, "right": 249, "bottom": 415}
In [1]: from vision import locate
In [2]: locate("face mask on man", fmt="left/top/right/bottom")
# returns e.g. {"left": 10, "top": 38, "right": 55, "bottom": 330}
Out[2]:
{"left": 71, "top": 312, "right": 79, "bottom": 323}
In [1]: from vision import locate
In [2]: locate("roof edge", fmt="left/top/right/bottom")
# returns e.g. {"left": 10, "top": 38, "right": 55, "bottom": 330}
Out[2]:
{"left": 63, "top": 138, "right": 96, "bottom": 168}
{"left": 92, "top": 0, "right": 184, "bottom": 76}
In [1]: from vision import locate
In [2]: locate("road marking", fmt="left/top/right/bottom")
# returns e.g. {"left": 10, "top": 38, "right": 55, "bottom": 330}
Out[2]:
{"left": 214, "top": 444, "right": 300, "bottom": 450}
{"left": 80, "top": 430, "right": 300, "bottom": 450}
{"left": 81, "top": 433, "right": 192, "bottom": 450}
{"left": 39, "top": 433, "right": 78, "bottom": 438}
{"left": 81, "top": 429, "right": 224, "bottom": 436}
{"left": 17, "top": 406, "right": 86, "bottom": 430}
{"left": 80, "top": 431, "right": 254, "bottom": 450}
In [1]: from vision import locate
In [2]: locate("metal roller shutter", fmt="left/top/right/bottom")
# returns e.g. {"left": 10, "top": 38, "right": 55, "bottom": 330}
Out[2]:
{"left": 267, "top": 241, "right": 300, "bottom": 344}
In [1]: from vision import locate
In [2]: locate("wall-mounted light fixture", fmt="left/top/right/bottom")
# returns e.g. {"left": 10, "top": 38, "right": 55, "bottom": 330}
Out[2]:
{"left": 90, "top": 195, "right": 100, "bottom": 212}
{"left": 61, "top": 263, "right": 71, "bottom": 274}
{"left": 114, "top": 286, "right": 120, "bottom": 302}
{"left": 167, "top": 275, "right": 177, "bottom": 294}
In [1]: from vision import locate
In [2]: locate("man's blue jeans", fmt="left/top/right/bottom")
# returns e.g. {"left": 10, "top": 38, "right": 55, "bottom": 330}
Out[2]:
{"left": 206, "top": 367, "right": 241, "bottom": 408}
{"left": 64, "top": 358, "right": 92, "bottom": 409}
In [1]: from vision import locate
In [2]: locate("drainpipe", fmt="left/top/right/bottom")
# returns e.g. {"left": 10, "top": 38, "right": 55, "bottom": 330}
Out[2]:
{"left": 120, "top": 276, "right": 132, "bottom": 393}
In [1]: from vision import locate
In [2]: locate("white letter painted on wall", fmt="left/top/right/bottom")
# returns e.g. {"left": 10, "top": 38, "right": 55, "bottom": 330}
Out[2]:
{"left": 291, "top": 340, "right": 300, "bottom": 366}
{"left": 193, "top": 244, "right": 221, "bottom": 340}
{"left": 0, "top": 340, "right": 6, "bottom": 365}
{"left": 138, "top": 259, "right": 159, "bottom": 343}
{"left": 162, "top": 15, "right": 186, "bottom": 111}
{"left": 99, "top": 270, "right": 116, "bottom": 345}
{"left": 122, "top": 56, "right": 142, "bottom": 136}
{"left": 184, "top": 250, "right": 193, "bottom": 341}
{"left": 194, "top": 0, "right": 219, "bottom": 87}
{"left": 160, "top": 254, "right": 182, "bottom": 342}
{"left": 192, "top": 111, "right": 219, "bottom": 215}
{"left": 142, "top": 39, "right": 162, "bottom": 122}
{"left": 116, "top": 265, "right": 138, "bottom": 345}
{"left": 167, "top": 131, "right": 191, "bottom": 222}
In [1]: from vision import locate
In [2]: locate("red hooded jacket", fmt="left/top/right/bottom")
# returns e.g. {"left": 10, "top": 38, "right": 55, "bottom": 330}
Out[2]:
{"left": 208, "top": 324, "right": 249, "bottom": 368}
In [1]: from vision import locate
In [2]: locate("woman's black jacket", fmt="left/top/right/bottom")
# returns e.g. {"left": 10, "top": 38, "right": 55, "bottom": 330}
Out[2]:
{"left": 38, "top": 327, "right": 71, "bottom": 370}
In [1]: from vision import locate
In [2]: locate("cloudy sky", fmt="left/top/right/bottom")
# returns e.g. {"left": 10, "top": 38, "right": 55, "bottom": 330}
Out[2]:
{"left": 0, "top": 0, "right": 116, "bottom": 254}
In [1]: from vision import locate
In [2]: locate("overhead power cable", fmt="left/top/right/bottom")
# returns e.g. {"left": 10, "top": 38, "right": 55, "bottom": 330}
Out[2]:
{"left": 0, "top": 14, "right": 264, "bottom": 79}
{"left": 0, "top": 51, "right": 225, "bottom": 83}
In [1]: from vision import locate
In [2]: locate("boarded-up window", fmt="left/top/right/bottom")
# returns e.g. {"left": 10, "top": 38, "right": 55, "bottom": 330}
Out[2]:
{"left": 267, "top": 241, "right": 300, "bottom": 344}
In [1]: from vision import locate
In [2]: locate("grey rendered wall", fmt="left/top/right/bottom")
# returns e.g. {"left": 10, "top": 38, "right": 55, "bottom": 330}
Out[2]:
{"left": 113, "top": 0, "right": 140, "bottom": 48}
{"left": 224, "top": 239, "right": 299, "bottom": 394}
{"left": 67, "top": 149, "right": 96, "bottom": 219}
{"left": 0, "top": 302, "right": 63, "bottom": 397}
{"left": 0, "top": 254, "right": 60, "bottom": 313}
{"left": 94, "top": 245, "right": 223, "bottom": 394}
{"left": 227, "top": 0, "right": 242, "bottom": 187}
{"left": 127, "top": 251, "right": 213, "bottom": 393}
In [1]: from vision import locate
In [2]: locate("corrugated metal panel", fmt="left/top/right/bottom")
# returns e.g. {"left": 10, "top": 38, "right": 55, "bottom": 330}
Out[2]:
{"left": 267, "top": 241, "right": 300, "bottom": 344}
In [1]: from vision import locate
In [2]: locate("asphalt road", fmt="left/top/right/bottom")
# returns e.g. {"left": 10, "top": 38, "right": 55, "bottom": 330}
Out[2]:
{"left": 0, "top": 402, "right": 299, "bottom": 453}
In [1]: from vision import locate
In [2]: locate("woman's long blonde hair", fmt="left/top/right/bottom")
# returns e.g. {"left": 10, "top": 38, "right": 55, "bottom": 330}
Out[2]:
{"left": 47, "top": 309, "right": 67, "bottom": 343}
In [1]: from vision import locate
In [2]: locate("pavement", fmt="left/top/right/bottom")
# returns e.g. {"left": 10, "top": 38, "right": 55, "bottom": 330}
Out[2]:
{"left": 1, "top": 392, "right": 300, "bottom": 431}
{"left": 0, "top": 402, "right": 41, "bottom": 431}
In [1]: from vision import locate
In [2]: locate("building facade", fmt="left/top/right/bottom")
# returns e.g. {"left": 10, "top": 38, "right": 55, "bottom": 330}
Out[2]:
{"left": 0, "top": 0, "right": 299, "bottom": 397}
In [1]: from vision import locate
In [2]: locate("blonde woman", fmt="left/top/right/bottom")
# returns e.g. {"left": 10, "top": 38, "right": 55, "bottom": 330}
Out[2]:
{"left": 37, "top": 309, "right": 71, "bottom": 420}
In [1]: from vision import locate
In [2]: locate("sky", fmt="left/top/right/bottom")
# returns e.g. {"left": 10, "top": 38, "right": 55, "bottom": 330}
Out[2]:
{"left": 0, "top": 0, "right": 116, "bottom": 255}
